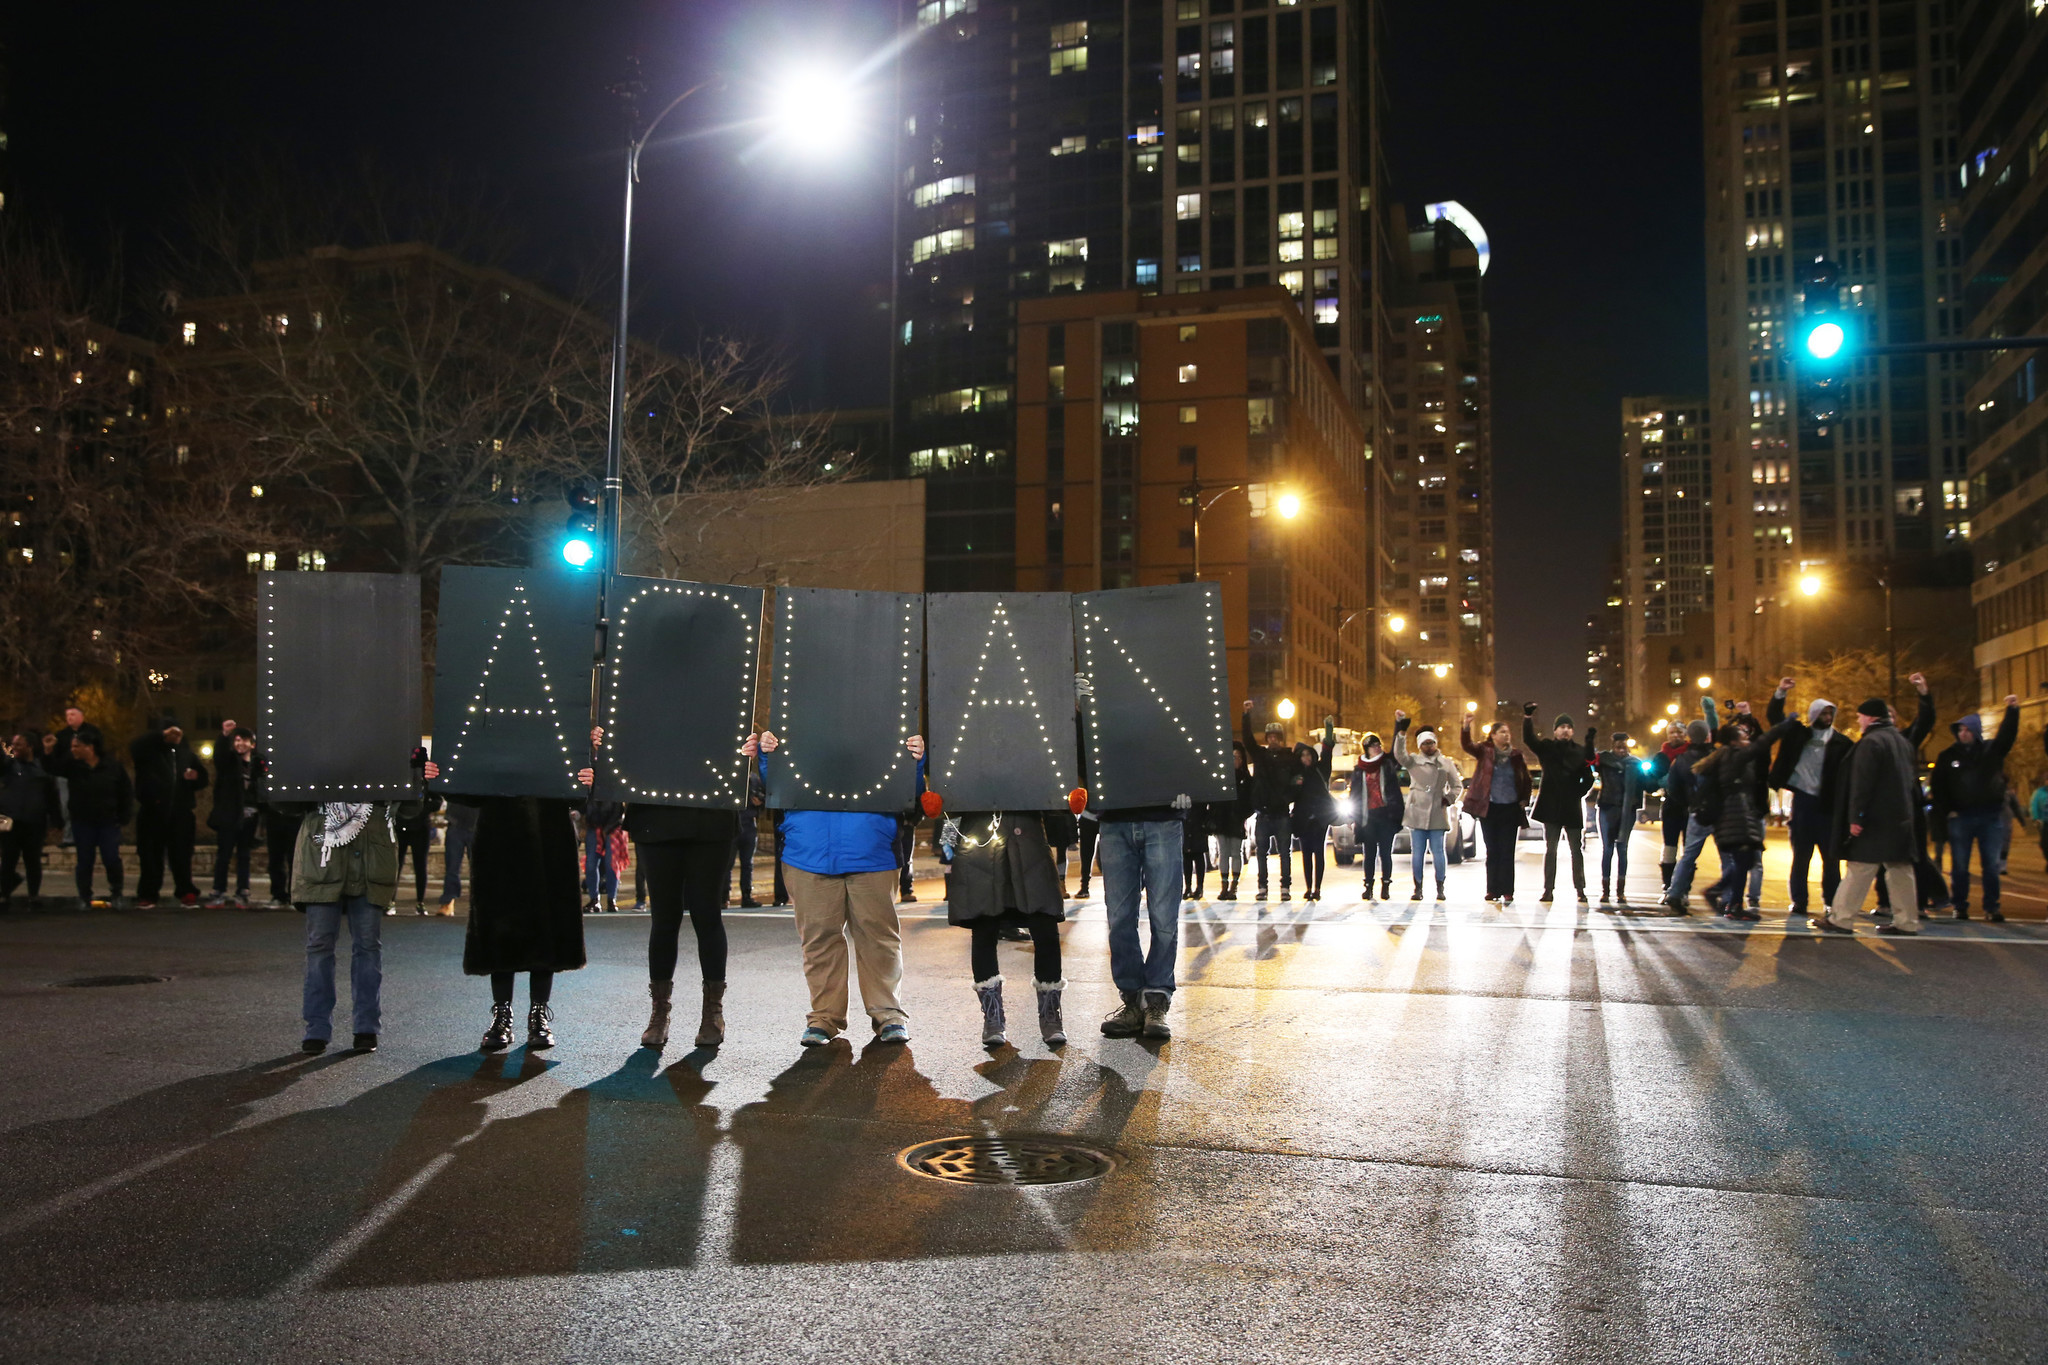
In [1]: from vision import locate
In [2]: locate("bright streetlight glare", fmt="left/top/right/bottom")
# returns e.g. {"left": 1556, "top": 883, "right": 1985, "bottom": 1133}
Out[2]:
{"left": 1696, "top": 675, "right": 1713, "bottom": 691}
{"left": 561, "top": 537, "right": 596, "bottom": 568}
{"left": 1275, "top": 491, "right": 1302, "bottom": 520}
{"left": 1665, "top": 703, "right": 1680, "bottom": 715}
{"left": 1804, "top": 321, "right": 1845, "bottom": 360}
{"left": 767, "top": 66, "right": 858, "bottom": 153}
{"left": 1465, "top": 700, "right": 1479, "bottom": 712}
{"left": 1388, "top": 614, "right": 1406, "bottom": 634}
{"left": 1431, "top": 663, "right": 1450, "bottom": 679}
{"left": 1276, "top": 697, "right": 1297, "bottom": 720}
{"left": 1799, "top": 573, "right": 1823, "bottom": 596}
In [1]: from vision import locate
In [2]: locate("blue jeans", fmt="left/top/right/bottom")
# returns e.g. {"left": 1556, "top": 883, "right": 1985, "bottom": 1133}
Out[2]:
{"left": 585, "top": 827, "right": 618, "bottom": 900}
{"left": 1709, "top": 844, "right": 1762, "bottom": 911}
{"left": 1098, "top": 819, "right": 1182, "bottom": 998}
{"left": 1253, "top": 812, "right": 1292, "bottom": 890}
{"left": 1664, "top": 816, "right": 1715, "bottom": 905}
{"left": 1598, "top": 807, "right": 1635, "bottom": 887}
{"left": 71, "top": 819, "right": 123, "bottom": 899}
{"left": 303, "top": 894, "right": 382, "bottom": 1041}
{"left": 1948, "top": 808, "right": 2002, "bottom": 913}
{"left": 1411, "top": 827, "right": 1447, "bottom": 885}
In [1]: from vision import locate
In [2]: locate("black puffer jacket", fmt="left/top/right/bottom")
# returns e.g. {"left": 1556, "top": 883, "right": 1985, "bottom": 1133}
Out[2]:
{"left": 1523, "top": 717, "right": 1596, "bottom": 826}
{"left": 130, "top": 731, "right": 208, "bottom": 817}
{"left": 1691, "top": 720, "right": 1796, "bottom": 852}
{"left": 1240, "top": 714, "right": 1303, "bottom": 817}
{"left": 44, "top": 752, "right": 134, "bottom": 825}
{"left": 1930, "top": 704, "right": 2018, "bottom": 816}
{"left": 1290, "top": 735, "right": 1336, "bottom": 833}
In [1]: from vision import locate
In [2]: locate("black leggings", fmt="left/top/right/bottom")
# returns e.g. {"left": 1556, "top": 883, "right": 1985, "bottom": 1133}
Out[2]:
{"left": 1183, "top": 840, "right": 1208, "bottom": 895}
{"left": 640, "top": 839, "right": 730, "bottom": 984}
{"left": 491, "top": 971, "right": 552, "bottom": 1005}
{"left": 395, "top": 822, "right": 432, "bottom": 904}
{"left": 969, "top": 913, "right": 1062, "bottom": 982}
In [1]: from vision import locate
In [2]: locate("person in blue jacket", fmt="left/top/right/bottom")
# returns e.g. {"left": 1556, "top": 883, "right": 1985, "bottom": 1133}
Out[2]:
{"left": 750, "top": 728, "right": 926, "bottom": 1047}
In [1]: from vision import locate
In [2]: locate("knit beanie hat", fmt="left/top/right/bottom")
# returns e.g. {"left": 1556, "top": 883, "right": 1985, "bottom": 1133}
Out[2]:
{"left": 1554, "top": 714, "right": 1574, "bottom": 730}
{"left": 1612, "top": 731, "right": 1629, "bottom": 744}
{"left": 1856, "top": 697, "right": 1889, "bottom": 719}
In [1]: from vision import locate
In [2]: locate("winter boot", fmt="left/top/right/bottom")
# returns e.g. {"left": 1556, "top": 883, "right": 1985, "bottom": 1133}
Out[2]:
{"left": 1436, "top": 880, "right": 1447, "bottom": 902}
{"left": 641, "top": 979, "right": 673, "bottom": 1049}
{"left": 1100, "top": 992, "right": 1144, "bottom": 1038}
{"left": 1600, "top": 880, "right": 1611, "bottom": 904}
{"left": 1140, "top": 990, "right": 1172, "bottom": 1039}
{"left": 527, "top": 1002, "right": 556, "bottom": 1050}
{"left": 481, "top": 1001, "right": 515, "bottom": 1053}
{"left": 1659, "top": 862, "right": 1673, "bottom": 889}
{"left": 1381, "top": 878, "right": 1393, "bottom": 900}
{"left": 975, "top": 977, "right": 1007, "bottom": 1047}
{"left": 695, "top": 980, "right": 727, "bottom": 1047}
{"left": 1410, "top": 877, "right": 1423, "bottom": 902}
{"left": 1035, "top": 980, "right": 1066, "bottom": 1046}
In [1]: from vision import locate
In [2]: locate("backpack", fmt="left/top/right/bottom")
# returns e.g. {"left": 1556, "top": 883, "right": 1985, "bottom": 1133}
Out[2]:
{"left": 1691, "top": 762, "right": 1725, "bottom": 828}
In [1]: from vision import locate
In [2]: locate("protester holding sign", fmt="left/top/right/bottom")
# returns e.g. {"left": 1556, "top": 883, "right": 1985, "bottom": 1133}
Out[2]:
{"left": 754, "top": 729, "right": 926, "bottom": 1048}
{"left": 629, "top": 791, "right": 738, "bottom": 1052}
{"left": 943, "top": 809, "right": 1068, "bottom": 1049}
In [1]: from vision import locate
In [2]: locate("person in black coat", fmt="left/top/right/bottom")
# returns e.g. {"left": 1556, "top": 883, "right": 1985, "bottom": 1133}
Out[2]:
{"left": 1823, "top": 699, "right": 1928, "bottom": 935}
{"left": 42, "top": 730, "right": 133, "bottom": 904}
{"left": 944, "top": 808, "right": 1068, "bottom": 1049}
{"left": 1523, "top": 704, "right": 1597, "bottom": 903}
{"left": 1, "top": 733, "right": 56, "bottom": 904}
{"left": 456, "top": 737, "right": 595, "bottom": 1051}
{"left": 1291, "top": 719, "right": 1338, "bottom": 901}
{"left": 1931, "top": 694, "right": 2021, "bottom": 920}
{"left": 130, "top": 719, "right": 208, "bottom": 907}
{"left": 206, "top": 725, "right": 266, "bottom": 906}
{"left": 1354, "top": 728, "right": 1407, "bottom": 902}
{"left": 1765, "top": 677, "right": 1857, "bottom": 917}
{"left": 1241, "top": 702, "right": 1304, "bottom": 900}
{"left": 1691, "top": 717, "right": 1798, "bottom": 920}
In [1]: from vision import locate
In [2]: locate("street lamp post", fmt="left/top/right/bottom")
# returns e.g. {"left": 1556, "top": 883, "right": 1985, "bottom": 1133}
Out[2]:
{"left": 1182, "top": 477, "right": 1296, "bottom": 579}
{"left": 1332, "top": 603, "right": 1360, "bottom": 727}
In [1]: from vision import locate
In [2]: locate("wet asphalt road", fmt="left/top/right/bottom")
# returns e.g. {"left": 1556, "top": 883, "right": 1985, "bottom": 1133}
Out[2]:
{"left": 2, "top": 829, "right": 2046, "bottom": 1364}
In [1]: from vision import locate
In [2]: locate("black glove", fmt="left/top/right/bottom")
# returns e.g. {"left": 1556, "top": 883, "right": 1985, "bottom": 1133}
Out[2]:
{"left": 1523, "top": 702, "right": 1538, "bottom": 717}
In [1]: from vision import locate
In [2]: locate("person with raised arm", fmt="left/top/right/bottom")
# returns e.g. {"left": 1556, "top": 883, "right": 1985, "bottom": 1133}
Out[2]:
{"left": 1931, "top": 693, "right": 2022, "bottom": 921}
{"left": 1764, "top": 677, "right": 1853, "bottom": 919}
{"left": 1688, "top": 714, "right": 1799, "bottom": 921}
{"left": 1459, "top": 715, "right": 1529, "bottom": 905}
{"left": 1290, "top": 717, "right": 1338, "bottom": 902}
{"left": 1821, "top": 698, "right": 1925, "bottom": 936}
{"left": 1522, "top": 704, "right": 1596, "bottom": 904}
{"left": 1240, "top": 700, "right": 1302, "bottom": 901}
{"left": 1392, "top": 711, "right": 1459, "bottom": 903}
{"left": 1353, "top": 727, "right": 1405, "bottom": 902}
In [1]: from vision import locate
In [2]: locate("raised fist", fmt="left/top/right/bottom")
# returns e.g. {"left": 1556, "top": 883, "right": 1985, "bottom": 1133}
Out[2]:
{"left": 1323, "top": 714, "right": 1336, "bottom": 729}
{"left": 1523, "top": 701, "right": 1538, "bottom": 716}
{"left": 2005, "top": 694, "right": 2019, "bottom": 709}
{"left": 1394, "top": 709, "right": 1408, "bottom": 722}
{"left": 1735, "top": 700, "right": 1751, "bottom": 715}
{"left": 1778, "top": 678, "right": 1794, "bottom": 693}
{"left": 1909, "top": 672, "right": 1928, "bottom": 695}
{"left": 1242, "top": 699, "right": 1254, "bottom": 714}
{"left": 1075, "top": 672, "right": 1095, "bottom": 699}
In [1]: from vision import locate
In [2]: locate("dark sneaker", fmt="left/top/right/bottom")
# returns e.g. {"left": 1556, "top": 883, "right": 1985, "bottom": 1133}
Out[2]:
{"left": 1100, "top": 996, "right": 1145, "bottom": 1038}
{"left": 1954, "top": 907, "right": 1971, "bottom": 921}
{"left": 1986, "top": 909, "right": 2006, "bottom": 923}
{"left": 1728, "top": 907, "right": 1761, "bottom": 922}
{"left": 352, "top": 1033, "right": 378, "bottom": 1051}
{"left": 301, "top": 1037, "right": 327, "bottom": 1054}
{"left": 1140, "top": 990, "right": 1171, "bottom": 1039}
{"left": 1817, "top": 920, "right": 1856, "bottom": 936}
{"left": 1538, "top": 891, "right": 1553, "bottom": 904}
{"left": 1877, "top": 923, "right": 1919, "bottom": 936}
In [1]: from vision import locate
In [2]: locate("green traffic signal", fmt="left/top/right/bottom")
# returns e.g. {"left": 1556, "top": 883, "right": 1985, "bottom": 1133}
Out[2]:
{"left": 1803, "top": 320, "right": 1845, "bottom": 360}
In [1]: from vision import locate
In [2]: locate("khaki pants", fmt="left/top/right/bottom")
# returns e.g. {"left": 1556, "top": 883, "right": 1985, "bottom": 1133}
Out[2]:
{"left": 1829, "top": 860, "right": 1918, "bottom": 931}
{"left": 787, "top": 867, "right": 906, "bottom": 1033}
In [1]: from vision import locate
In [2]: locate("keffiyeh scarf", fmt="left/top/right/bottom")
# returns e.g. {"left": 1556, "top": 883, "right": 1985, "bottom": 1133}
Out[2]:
{"left": 318, "top": 802, "right": 390, "bottom": 866}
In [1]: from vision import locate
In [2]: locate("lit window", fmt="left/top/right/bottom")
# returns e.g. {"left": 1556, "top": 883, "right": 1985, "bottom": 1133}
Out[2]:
{"left": 1248, "top": 398, "right": 1274, "bottom": 434}
{"left": 915, "top": 0, "right": 976, "bottom": 27}
{"left": 1179, "top": 405, "right": 1199, "bottom": 424}
{"left": 1177, "top": 0, "right": 1200, "bottom": 17}
{"left": 181, "top": 321, "right": 197, "bottom": 346}
{"left": 1177, "top": 53, "right": 1202, "bottom": 80}
{"left": 911, "top": 174, "right": 975, "bottom": 207}
{"left": 910, "top": 228, "right": 975, "bottom": 261}
{"left": 1051, "top": 46, "right": 1088, "bottom": 73}
{"left": 907, "top": 444, "right": 977, "bottom": 472}
{"left": 1178, "top": 364, "right": 1198, "bottom": 383}
{"left": 1176, "top": 193, "right": 1202, "bottom": 220}
{"left": 297, "top": 550, "right": 327, "bottom": 572}
{"left": 1314, "top": 296, "right": 1339, "bottom": 325}
{"left": 1051, "top": 19, "right": 1087, "bottom": 45}
{"left": 1048, "top": 237, "right": 1089, "bottom": 261}
{"left": 1135, "top": 259, "right": 1160, "bottom": 287}
{"left": 175, "top": 444, "right": 190, "bottom": 464}
{"left": 1312, "top": 237, "right": 1337, "bottom": 259}
{"left": 1179, "top": 324, "right": 1198, "bottom": 342}
{"left": 1178, "top": 254, "right": 1202, "bottom": 273}
{"left": 1279, "top": 270, "right": 1304, "bottom": 297}
{"left": 1134, "top": 124, "right": 1162, "bottom": 146}
{"left": 1278, "top": 241, "right": 1305, "bottom": 262}
{"left": 1278, "top": 211, "right": 1304, "bottom": 240}
{"left": 1052, "top": 135, "right": 1086, "bottom": 156}
{"left": 1050, "top": 20, "right": 1088, "bottom": 72}
{"left": 1049, "top": 266, "right": 1086, "bottom": 292}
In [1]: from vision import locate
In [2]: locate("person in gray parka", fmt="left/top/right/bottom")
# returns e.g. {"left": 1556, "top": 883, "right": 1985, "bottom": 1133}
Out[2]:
{"left": 1392, "top": 711, "right": 1461, "bottom": 902}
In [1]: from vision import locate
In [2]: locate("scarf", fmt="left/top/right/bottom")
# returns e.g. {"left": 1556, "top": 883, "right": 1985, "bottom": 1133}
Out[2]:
{"left": 318, "top": 802, "right": 375, "bottom": 866}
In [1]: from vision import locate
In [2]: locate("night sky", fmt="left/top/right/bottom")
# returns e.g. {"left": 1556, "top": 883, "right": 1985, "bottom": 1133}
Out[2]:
{"left": 9, "top": 1, "right": 1705, "bottom": 714}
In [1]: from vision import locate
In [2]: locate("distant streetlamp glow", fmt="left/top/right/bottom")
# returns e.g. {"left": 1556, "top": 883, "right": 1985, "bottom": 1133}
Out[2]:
{"left": 1799, "top": 573, "right": 1823, "bottom": 596}
{"left": 767, "top": 66, "right": 859, "bottom": 154}
{"left": 1275, "top": 491, "right": 1302, "bottom": 520}
{"left": 1465, "top": 700, "right": 1479, "bottom": 713}
{"left": 1696, "top": 675, "right": 1713, "bottom": 691}
{"left": 1388, "top": 614, "right": 1407, "bottom": 634}
{"left": 1276, "top": 697, "right": 1297, "bottom": 720}
{"left": 1665, "top": 702, "right": 1680, "bottom": 715}
{"left": 1431, "top": 663, "right": 1450, "bottom": 679}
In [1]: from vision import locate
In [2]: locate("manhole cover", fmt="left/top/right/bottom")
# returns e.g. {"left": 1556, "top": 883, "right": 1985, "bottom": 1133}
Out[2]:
{"left": 897, "top": 1136, "right": 1117, "bottom": 1186}
{"left": 54, "top": 974, "right": 170, "bottom": 988}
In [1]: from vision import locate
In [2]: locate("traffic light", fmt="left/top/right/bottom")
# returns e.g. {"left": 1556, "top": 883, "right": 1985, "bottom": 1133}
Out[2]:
{"left": 560, "top": 480, "right": 600, "bottom": 570}
{"left": 1795, "top": 256, "right": 1845, "bottom": 444}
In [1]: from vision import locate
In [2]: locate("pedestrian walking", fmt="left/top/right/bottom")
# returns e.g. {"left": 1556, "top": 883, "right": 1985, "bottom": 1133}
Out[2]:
{"left": 42, "top": 730, "right": 132, "bottom": 906}
{"left": 1822, "top": 699, "right": 1925, "bottom": 937}
{"left": 1393, "top": 712, "right": 1458, "bottom": 902}
{"left": 1593, "top": 733, "right": 1650, "bottom": 904}
{"left": 1, "top": 733, "right": 55, "bottom": 906}
{"left": 1690, "top": 716, "right": 1797, "bottom": 921}
{"left": 943, "top": 809, "right": 1068, "bottom": 1049}
{"left": 2029, "top": 773, "right": 2048, "bottom": 872}
{"left": 1291, "top": 718, "right": 1338, "bottom": 901}
{"left": 1931, "top": 696, "right": 2020, "bottom": 921}
{"left": 435, "top": 796, "right": 476, "bottom": 915}
{"left": 204, "top": 724, "right": 264, "bottom": 907}
{"left": 629, "top": 792, "right": 738, "bottom": 1053}
{"left": 1241, "top": 701, "right": 1302, "bottom": 901}
{"left": 1354, "top": 728, "right": 1405, "bottom": 902}
{"left": 130, "top": 719, "right": 207, "bottom": 908}
{"left": 1213, "top": 743, "right": 1255, "bottom": 901}
{"left": 753, "top": 729, "right": 924, "bottom": 1047}
{"left": 272, "top": 755, "right": 438, "bottom": 1053}
{"left": 1661, "top": 717, "right": 1719, "bottom": 912}
{"left": 1523, "top": 705, "right": 1595, "bottom": 903}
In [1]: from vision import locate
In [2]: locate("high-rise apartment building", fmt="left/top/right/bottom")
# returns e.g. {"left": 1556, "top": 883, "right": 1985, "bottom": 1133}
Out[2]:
{"left": 1013, "top": 287, "right": 1370, "bottom": 726}
{"left": 1382, "top": 202, "right": 1494, "bottom": 711}
{"left": 1586, "top": 543, "right": 1626, "bottom": 732}
{"left": 1619, "top": 396, "right": 1715, "bottom": 724}
{"left": 1701, "top": 0, "right": 1972, "bottom": 695}
{"left": 1956, "top": 0, "right": 2048, "bottom": 725}
{"left": 894, "top": 0, "right": 1397, "bottom": 636}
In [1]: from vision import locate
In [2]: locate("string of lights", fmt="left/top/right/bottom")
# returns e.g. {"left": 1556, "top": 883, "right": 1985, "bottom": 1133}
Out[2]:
{"left": 440, "top": 580, "right": 580, "bottom": 791}
{"left": 601, "top": 581, "right": 758, "bottom": 804}
{"left": 1076, "top": 584, "right": 1231, "bottom": 805}
{"left": 774, "top": 590, "right": 922, "bottom": 803}
{"left": 937, "top": 598, "right": 1066, "bottom": 788}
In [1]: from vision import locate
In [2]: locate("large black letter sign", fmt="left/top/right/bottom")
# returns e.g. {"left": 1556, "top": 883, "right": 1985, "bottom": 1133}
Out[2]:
{"left": 764, "top": 588, "right": 924, "bottom": 813}
{"left": 260, "top": 571, "right": 422, "bottom": 801}
{"left": 926, "top": 592, "right": 1078, "bottom": 810}
{"left": 430, "top": 566, "right": 597, "bottom": 798}
{"left": 594, "top": 576, "right": 764, "bottom": 809}
{"left": 1072, "top": 581, "right": 1234, "bottom": 809}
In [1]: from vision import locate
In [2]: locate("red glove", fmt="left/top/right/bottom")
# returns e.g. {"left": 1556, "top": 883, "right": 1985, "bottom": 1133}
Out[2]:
{"left": 920, "top": 790, "right": 944, "bottom": 818}
{"left": 1068, "top": 787, "right": 1089, "bottom": 814}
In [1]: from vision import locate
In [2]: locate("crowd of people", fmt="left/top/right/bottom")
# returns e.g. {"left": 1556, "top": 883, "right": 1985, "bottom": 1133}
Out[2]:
{"left": 3, "top": 674, "right": 2044, "bottom": 1057}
